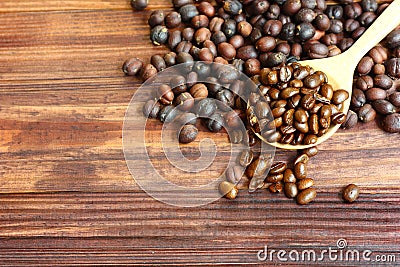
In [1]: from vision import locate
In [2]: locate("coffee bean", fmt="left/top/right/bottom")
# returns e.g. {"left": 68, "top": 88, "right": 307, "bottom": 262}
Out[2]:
{"left": 122, "top": 57, "right": 143, "bottom": 76}
{"left": 237, "top": 45, "right": 258, "bottom": 60}
{"left": 209, "top": 17, "right": 224, "bottom": 32}
{"left": 357, "top": 56, "right": 374, "bottom": 75}
{"left": 175, "top": 112, "right": 197, "bottom": 125}
{"left": 159, "top": 105, "right": 178, "bottom": 122}
{"left": 131, "top": 0, "right": 148, "bottom": 10}
{"left": 239, "top": 150, "right": 253, "bottom": 167}
{"left": 365, "top": 87, "right": 386, "bottom": 101}
{"left": 342, "top": 184, "right": 359, "bottom": 203}
{"left": 294, "top": 153, "right": 309, "bottom": 165}
{"left": 326, "top": 5, "right": 343, "bottom": 19}
{"left": 294, "top": 162, "right": 306, "bottom": 179}
{"left": 296, "top": 187, "right": 316, "bottom": 204}
{"left": 223, "top": 0, "right": 242, "bottom": 15}
{"left": 374, "top": 74, "right": 393, "bottom": 90}
{"left": 389, "top": 92, "right": 400, "bottom": 107}
{"left": 269, "top": 161, "right": 287, "bottom": 174}
{"left": 296, "top": 22, "right": 315, "bottom": 41}
{"left": 194, "top": 28, "right": 211, "bottom": 44}
{"left": 266, "top": 173, "right": 284, "bottom": 183}
{"left": 331, "top": 112, "right": 346, "bottom": 125}
{"left": 179, "top": 4, "right": 199, "bottom": 22}
{"left": 372, "top": 100, "right": 396, "bottom": 115}
{"left": 151, "top": 54, "right": 167, "bottom": 72}
{"left": 301, "top": 94, "right": 316, "bottom": 110}
{"left": 332, "top": 89, "right": 349, "bottom": 105}
{"left": 198, "top": 1, "right": 215, "bottom": 17}
{"left": 263, "top": 20, "right": 283, "bottom": 37}
{"left": 314, "top": 14, "right": 330, "bottom": 31}
{"left": 341, "top": 110, "right": 358, "bottom": 129}
{"left": 194, "top": 98, "right": 216, "bottom": 117}
{"left": 165, "top": 11, "right": 182, "bottom": 28}
{"left": 351, "top": 88, "right": 366, "bottom": 108}
{"left": 246, "top": 155, "right": 271, "bottom": 178}
{"left": 386, "top": 58, "right": 400, "bottom": 78}
{"left": 173, "top": 0, "right": 193, "bottom": 8}
{"left": 282, "top": 0, "right": 302, "bottom": 16}
{"left": 222, "top": 19, "right": 237, "bottom": 38}
{"left": 148, "top": 10, "right": 165, "bottom": 27}
{"left": 140, "top": 63, "right": 158, "bottom": 81}
{"left": 301, "top": 146, "right": 318, "bottom": 157}
{"left": 308, "top": 42, "right": 328, "bottom": 59}
{"left": 158, "top": 84, "right": 174, "bottom": 105}
{"left": 284, "top": 182, "right": 298, "bottom": 198}
{"left": 245, "top": 58, "right": 261, "bottom": 76}
{"left": 226, "top": 165, "right": 243, "bottom": 184}
{"left": 174, "top": 92, "right": 194, "bottom": 111}
{"left": 373, "top": 64, "right": 385, "bottom": 75}
{"left": 308, "top": 114, "right": 319, "bottom": 134}
{"left": 303, "top": 134, "right": 317, "bottom": 145}
{"left": 268, "top": 182, "right": 284, "bottom": 193}
{"left": 385, "top": 29, "right": 400, "bottom": 48}
{"left": 225, "top": 110, "right": 243, "bottom": 128}
{"left": 150, "top": 25, "right": 169, "bottom": 46}
{"left": 190, "top": 83, "right": 208, "bottom": 99}
{"left": 191, "top": 14, "right": 209, "bottom": 29}
{"left": 368, "top": 45, "right": 388, "bottom": 64}
{"left": 381, "top": 113, "right": 400, "bottom": 133}
{"left": 219, "top": 181, "right": 238, "bottom": 199}
{"left": 297, "top": 177, "right": 314, "bottom": 190}
{"left": 355, "top": 75, "right": 373, "bottom": 91}
{"left": 143, "top": 99, "right": 161, "bottom": 118}
{"left": 218, "top": 42, "right": 236, "bottom": 60}
{"left": 359, "top": 11, "right": 377, "bottom": 27}
{"left": 357, "top": 103, "right": 376, "bottom": 122}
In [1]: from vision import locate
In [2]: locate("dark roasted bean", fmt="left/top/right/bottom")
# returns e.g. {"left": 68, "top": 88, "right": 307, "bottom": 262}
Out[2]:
{"left": 296, "top": 187, "right": 316, "bottom": 204}
{"left": 382, "top": 113, "right": 400, "bottom": 133}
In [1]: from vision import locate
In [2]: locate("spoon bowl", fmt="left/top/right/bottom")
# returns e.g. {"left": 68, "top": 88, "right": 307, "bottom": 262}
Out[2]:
{"left": 257, "top": 0, "right": 400, "bottom": 150}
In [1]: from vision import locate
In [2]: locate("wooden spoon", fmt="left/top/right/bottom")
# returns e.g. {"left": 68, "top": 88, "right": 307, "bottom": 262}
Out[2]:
{"left": 259, "top": 0, "right": 400, "bottom": 150}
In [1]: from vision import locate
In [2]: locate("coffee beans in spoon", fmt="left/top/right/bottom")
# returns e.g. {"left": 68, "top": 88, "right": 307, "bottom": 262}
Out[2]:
{"left": 248, "top": 62, "right": 349, "bottom": 146}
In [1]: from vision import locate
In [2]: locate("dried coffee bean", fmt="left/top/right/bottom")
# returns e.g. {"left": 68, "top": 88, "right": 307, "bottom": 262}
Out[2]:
{"left": 158, "top": 84, "right": 174, "bottom": 105}
{"left": 182, "top": 27, "right": 195, "bottom": 41}
{"left": 246, "top": 155, "right": 271, "bottom": 179}
{"left": 194, "top": 98, "right": 216, "bottom": 117}
{"left": 148, "top": 10, "right": 165, "bottom": 27}
{"left": 265, "top": 52, "right": 287, "bottom": 67}
{"left": 143, "top": 99, "right": 161, "bottom": 118}
{"left": 282, "top": 0, "right": 302, "bottom": 16}
{"left": 239, "top": 150, "right": 253, "bottom": 167}
{"left": 131, "top": 0, "right": 148, "bottom": 10}
{"left": 344, "top": 2, "right": 362, "bottom": 18}
{"left": 229, "top": 35, "right": 244, "bottom": 50}
{"left": 385, "top": 29, "right": 400, "bottom": 48}
{"left": 165, "top": 11, "right": 182, "bottom": 28}
{"left": 303, "top": 134, "right": 317, "bottom": 145}
{"left": 256, "top": 36, "right": 276, "bottom": 53}
{"left": 140, "top": 63, "right": 158, "bottom": 81}
{"left": 219, "top": 181, "right": 238, "bottom": 199}
{"left": 223, "top": 0, "right": 242, "bottom": 15}
{"left": 342, "top": 184, "right": 359, "bottom": 203}
{"left": 308, "top": 43, "right": 329, "bottom": 59}
{"left": 175, "top": 112, "right": 197, "bottom": 125}
{"left": 164, "top": 52, "right": 176, "bottom": 67}
{"left": 373, "top": 64, "right": 385, "bottom": 75}
{"left": 280, "top": 22, "right": 296, "bottom": 41}
{"left": 355, "top": 75, "right": 373, "bottom": 91}
{"left": 159, "top": 105, "right": 178, "bottom": 122}
{"left": 374, "top": 74, "right": 393, "bottom": 90}
{"left": 297, "top": 177, "right": 314, "bottom": 190}
{"left": 341, "top": 110, "right": 358, "bottom": 129}
{"left": 284, "top": 182, "right": 298, "bottom": 198}
{"left": 296, "top": 22, "right": 315, "bottom": 41}
{"left": 359, "top": 11, "right": 376, "bottom": 27}
{"left": 331, "top": 112, "right": 346, "bottom": 125}
{"left": 198, "top": 1, "right": 215, "bottom": 17}
{"left": 190, "top": 83, "right": 208, "bottom": 99}
{"left": 332, "top": 89, "right": 349, "bottom": 105}
{"left": 179, "top": 124, "right": 198, "bottom": 143}
{"left": 268, "top": 182, "right": 284, "bottom": 193}
{"left": 389, "top": 92, "right": 400, "bottom": 107}
{"left": 245, "top": 59, "right": 261, "bottom": 76}
{"left": 365, "top": 88, "right": 386, "bottom": 101}
{"left": 351, "top": 88, "right": 366, "bottom": 108}
{"left": 191, "top": 15, "right": 209, "bottom": 29}
{"left": 175, "top": 92, "right": 194, "bottom": 111}
{"left": 296, "top": 187, "right": 316, "bottom": 205}
{"left": 226, "top": 165, "right": 243, "bottom": 184}
{"left": 357, "top": 103, "right": 376, "bottom": 122}
{"left": 263, "top": 20, "right": 283, "bottom": 37}
{"left": 150, "top": 25, "right": 169, "bottom": 46}
{"left": 357, "top": 56, "right": 374, "bottom": 75}
{"left": 230, "top": 129, "right": 244, "bottom": 144}
{"left": 151, "top": 55, "right": 167, "bottom": 72}
{"left": 372, "top": 100, "right": 396, "bottom": 115}
{"left": 225, "top": 110, "right": 243, "bottom": 128}
{"left": 179, "top": 4, "right": 199, "bottom": 22}
{"left": 173, "top": 0, "right": 193, "bottom": 8}
{"left": 217, "top": 42, "right": 236, "bottom": 60}
{"left": 368, "top": 45, "right": 388, "bottom": 64}
{"left": 381, "top": 113, "right": 400, "bottom": 133}
{"left": 122, "top": 57, "right": 143, "bottom": 76}
{"left": 237, "top": 45, "right": 258, "bottom": 60}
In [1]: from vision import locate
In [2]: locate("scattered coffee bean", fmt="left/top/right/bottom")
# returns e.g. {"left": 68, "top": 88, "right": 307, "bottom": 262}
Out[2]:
{"left": 219, "top": 181, "right": 238, "bottom": 199}
{"left": 342, "top": 184, "right": 360, "bottom": 203}
{"left": 381, "top": 113, "right": 400, "bottom": 133}
{"left": 296, "top": 187, "right": 316, "bottom": 204}
{"left": 179, "top": 124, "right": 198, "bottom": 143}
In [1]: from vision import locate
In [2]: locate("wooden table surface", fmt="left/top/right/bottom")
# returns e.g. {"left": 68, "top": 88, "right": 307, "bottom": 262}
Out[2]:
{"left": 0, "top": 0, "right": 399, "bottom": 265}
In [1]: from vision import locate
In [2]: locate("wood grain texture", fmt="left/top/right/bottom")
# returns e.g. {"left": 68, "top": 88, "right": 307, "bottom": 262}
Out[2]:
{"left": 0, "top": 0, "right": 399, "bottom": 266}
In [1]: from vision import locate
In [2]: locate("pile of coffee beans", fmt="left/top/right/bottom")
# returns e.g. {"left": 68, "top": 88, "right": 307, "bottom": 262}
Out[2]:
{"left": 124, "top": 0, "right": 400, "bottom": 205}
{"left": 344, "top": 28, "right": 400, "bottom": 133}
{"left": 247, "top": 62, "right": 349, "bottom": 145}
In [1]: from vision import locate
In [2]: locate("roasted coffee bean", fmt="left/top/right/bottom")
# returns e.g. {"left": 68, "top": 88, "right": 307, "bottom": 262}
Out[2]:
{"left": 165, "top": 11, "right": 181, "bottom": 28}
{"left": 194, "top": 98, "right": 216, "bottom": 117}
{"left": 295, "top": 8, "right": 316, "bottom": 23}
{"left": 190, "top": 83, "right": 208, "bottom": 99}
{"left": 351, "top": 88, "right": 366, "bottom": 108}
{"left": 326, "top": 5, "right": 343, "bottom": 19}
{"left": 344, "top": 18, "right": 360, "bottom": 32}
{"left": 297, "top": 177, "right": 314, "bottom": 190}
{"left": 308, "top": 114, "right": 319, "bottom": 134}
{"left": 303, "top": 73, "right": 322, "bottom": 88}
{"left": 331, "top": 112, "right": 346, "bottom": 125}
{"left": 159, "top": 105, "right": 178, "bottom": 122}
{"left": 365, "top": 87, "right": 386, "bottom": 101}
{"left": 294, "top": 109, "right": 308, "bottom": 123}
{"left": 176, "top": 52, "right": 194, "bottom": 66}
{"left": 175, "top": 92, "right": 194, "bottom": 111}
{"left": 301, "top": 94, "right": 316, "bottom": 110}
{"left": 296, "top": 22, "right": 315, "bottom": 41}
{"left": 265, "top": 52, "right": 287, "bottom": 67}
{"left": 372, "top": 100, "right": 396, "bottom": 115}
{"left": 198, "top": 1, "right": 215, "bottom": 17}
{"left": 223, "top": 0, "right": 242, "bottom": 15}
{"left": 314, "top": 14, "right": 330, "bottom": 31}
{"left": 368, "top": 45, "right": 388, "bottom": 64}
{"left": 131, "top": 0, "right": 148, "bottom": 10}
{"left": 381, "top": 113, "right": 400, "bottom": 133}
{"left": 225, "top": 110, "right": 243, "bottom": 128}
{"left": 268, "top": 182, "right": 284, "bottom": 193}
{"left": 163, "top": 52, "right": 176, "bottom": 67}
{"left": 151, "top": 54, "right": 167, "bottom": 72}
{"left": 352, "top": 26, "right": 366, "bottom": 40}
{"left": 158, "top": 84, "right": 174, "bottom": 105}
{"left": 272, "top": 107, "right": 286, "bottom": 118}
{"left": 302, "top": 146, "right": 318, "bottom": 157}
{"left": 385, "top": 29, "right": 400, "bottom": 48}
{"left": 263, "top": 20, "right": 283, "bottom": 37}
{"left": 359, "top": 11, "right": 376, "bottom": 27}
{"left": 283, "top": 169, "right": 297, "bottom": 183}
{"left": 269, "top": 162, "right": 287, "bottom": 175}
{"left": 237, "top": 45, "right": 258, "bottom": 60}
{"left": 332, "top": 89, "right": 349, "bottom": 105}
{"left": 280, "top": 22, "right": 296, "bottom": 41}
{"left": 168, "top": 31, "right": 182, "bottom": 50}
{"left": 357, "top": 56, "right": 374, "bottom": 75}
{"left": 185, "top": 71, "right": 198, "bottom": 88}
{"left": 342, "top": 184, "right": 359, "bottom": 203}
{"left": 179, "top": 124, "right": 198, "bottom": 143}
{"left": 344, "top": 2, "right": 362, "bottom": 18}
{"left": 226, "top": 165, "right": 243, "bottom": 184}
{"left": 303, "top": 134, "right": 317, "bottom": 145}
{"left": 179, "top": 4, "right": 199, "bottom": 22}
{"left": 389, "top": 92, "right": 400, "bottom": 107}
{"left": 230, "top": 129, "right": 244, "bottom": 144}
{"left": 255, "top": 101, "right": 270, "bottom": 119}
{"left": 148, "top": 10, "right": 165, "bottom": 27}
{"left": 283, "top": 108, "right": 295, "bottom": 125}
{"left": 122, "top": 57, "right": 143, "bottom": 76}
{"left": 217, "top": 42, "right": 236, "bottom": 60}
{"left": 170, "top": 75, "right": 186, "bottom": 95}
{"left": 247, "top": 0, "right": 270, "bottom": 16}
{"left": 284, "top": 182, "right": 298, "bottom": 198}
{"left": 229, "top": 35, "right": 245, "bottom": 49}
{"left": 296, "top": 187, "right": 316, "bottom": 204}
{"left": 205, "top": 113, "right": 223, "bottom": 132}
{"left": 294, "top": 154, "right": 309, "bottom": 165}
{"left": 293, "top": 121, "right": 309, "bottom": 133}
{"left": 374, "top": 74, "right": 393, "bottom": 90}
{"left": 203, "top": 40, "right": 217, "bottom": 56}
{"left": 150, "top": 25, "right": 169, "bottom": 45}
{"left": 245, "top": 59, "right": 261, "bottom": 76}
{"left": 219, "top": 181, "right": 238, "bottom": 199}
{"left": 194, "top": 28, "right": 211, "bottom": 44}
{"left": 341, "top": 110, "right": 358, "bottom": 129}
{"left": 215, "top": 89, "right": 234, "bottom": 111}
{"left": 140, "top": 63, "right": 158, "bottom": 81}
{"left": 373, "top": 64, "right": 385, "bottom": 75}
{"left": 355, "top": 75, "right": 374, "bottom": 91}
{"left": 338, "top": 38, "right": 354, "bottom": 51}
{"left": 307, "top": 43, "right": 328, "bottom": 59}
{"left": 328, "top": 45, "right": 341, "bottom": 57}
{"left": 357, "top": 103, "right": 376, "bottom": 122}
{"left": 182, "top": 27, "right": 195, "bottom": 41}
{"left": 294, "top": 162, "right": 306, "bottom": 179}
{"left": 265, "top": 172, "right": 284, "bottom": 183}
{"left": 282, "top": 0, "right": 302, "bottom": 16}
{"left": 173, "top": 0, "right": 193, "bottom": 8}
{"left": 222, "top": 19, "right": 237, "bottom": 38}
{"left": 143, "top": 99, "right": 161, "bottom": 118}
{"left": 385, "top": 58, "right": 400, "bottom": 78}
{"left": 239, "top": 150, "right": 253, "bottom": 167}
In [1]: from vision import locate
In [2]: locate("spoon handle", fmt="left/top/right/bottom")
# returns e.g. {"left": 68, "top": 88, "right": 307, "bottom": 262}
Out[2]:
{"left": 346, "top": 0, "right": 400, "bottom": 63}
